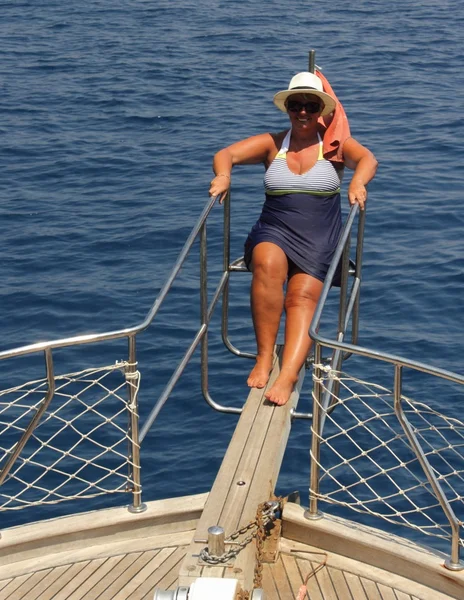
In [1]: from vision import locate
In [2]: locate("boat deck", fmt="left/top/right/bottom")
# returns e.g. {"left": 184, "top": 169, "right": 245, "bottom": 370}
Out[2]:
{"left": 0, "top": 532, "right": 447, "bottom": 600}
{"left": 0, "top": 354, "right": 462, "bottom": 600}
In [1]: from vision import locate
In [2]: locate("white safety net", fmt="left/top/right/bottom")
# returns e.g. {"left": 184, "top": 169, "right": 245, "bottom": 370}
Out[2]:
{"left": 310, "top": 366, "right": 464, "bottom": 548}
{"left": 0, "top": 362, "right": 140, "bottom": 511}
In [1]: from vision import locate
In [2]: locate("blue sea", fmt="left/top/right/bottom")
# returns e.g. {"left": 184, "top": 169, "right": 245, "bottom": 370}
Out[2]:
{"left": 1, "top": 0, "right": 463, "bottom": 551}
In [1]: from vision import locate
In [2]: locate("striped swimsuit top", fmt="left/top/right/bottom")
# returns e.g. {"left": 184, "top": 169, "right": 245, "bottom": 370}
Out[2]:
{"left": 264, "top": 130, "right": 342, "bottom": 196}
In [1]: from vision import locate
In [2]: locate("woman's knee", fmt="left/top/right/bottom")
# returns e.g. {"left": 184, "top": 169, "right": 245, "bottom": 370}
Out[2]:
{"left": 251, "top": 244, "right": 288, "bottom": 283}
{"left": 284, "top": 276, "right": 323, "bottom": 310}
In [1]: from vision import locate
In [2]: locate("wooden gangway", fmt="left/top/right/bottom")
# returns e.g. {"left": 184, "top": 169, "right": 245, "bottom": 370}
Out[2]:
{"left": 178, "top": 346, "right": 304, "bottom": 591}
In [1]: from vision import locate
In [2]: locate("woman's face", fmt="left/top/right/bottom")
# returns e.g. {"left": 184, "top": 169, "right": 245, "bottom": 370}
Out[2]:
{"left": 285, "top": 93, "right": 323, "bottom": 131}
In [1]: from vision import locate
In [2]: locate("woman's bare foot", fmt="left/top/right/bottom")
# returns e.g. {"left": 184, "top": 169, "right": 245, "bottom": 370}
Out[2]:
{"left": 247, "top": 355, "right": 273, "bottom": 388}
{"left": 265, "top": 372, "right": 298, "bottom": 406}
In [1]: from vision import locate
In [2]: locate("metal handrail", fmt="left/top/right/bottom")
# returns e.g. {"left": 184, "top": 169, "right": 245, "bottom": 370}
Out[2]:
{"left": 0, "top": 192, "right": 240, "bottom": 512}
{"left": 0, "top": 187, "right": 363, "bottom": 517}
{"left": 0, "top": 349, "right": 54, "bottom": 484}
{"left": 0, "top": 194, "right": 219, "bottom": 362}
{"left": 307, "top": 204, "right": 464, "bottom": 570}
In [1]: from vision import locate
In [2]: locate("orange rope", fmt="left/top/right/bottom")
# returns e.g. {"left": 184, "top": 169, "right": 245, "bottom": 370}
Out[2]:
{"left": 292, "top": 552, "right": 328, "bottom": 600}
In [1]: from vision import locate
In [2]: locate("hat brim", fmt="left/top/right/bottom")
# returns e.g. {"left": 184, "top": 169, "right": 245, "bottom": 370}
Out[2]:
{"left": 273, "top": 89, "right": 336, "bottom": 117}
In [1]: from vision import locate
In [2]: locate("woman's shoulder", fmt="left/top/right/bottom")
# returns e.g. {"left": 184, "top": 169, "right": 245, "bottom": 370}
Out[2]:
{"left": 269, "top": 130, "right": 289, "bottom": 147}
{"left": 234, "top": 131, "right": 288, "bottom": 166}
{"left": 242, "top": 130, "right": 288, "bottom": 147}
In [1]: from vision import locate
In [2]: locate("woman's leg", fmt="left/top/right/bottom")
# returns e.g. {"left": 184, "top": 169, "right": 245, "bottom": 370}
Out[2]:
{"left": 265, "top": 271, "right": 323, "bottom": 405}
{"left": 247, "top": 242, "right": 288, "bottom": 388}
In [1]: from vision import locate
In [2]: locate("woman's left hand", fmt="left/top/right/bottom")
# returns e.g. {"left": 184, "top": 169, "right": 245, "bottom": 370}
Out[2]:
{"left": 348, "top": 179, "right": 368, "bottom": 211}
{"left": 209, "top": 173, "right": 230, "bottom": 204}
{"left": 343, "top": 137, "right": 378, "bottom": 212}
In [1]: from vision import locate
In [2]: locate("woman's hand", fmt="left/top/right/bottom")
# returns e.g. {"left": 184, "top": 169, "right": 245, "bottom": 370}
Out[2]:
{"left": 348, "top": 178, "right": 368, "bottom": 211}
{"left": 343, "top": 137, "right": 378, "bottom": 211}
{"left": 209, "top": 173, "right": 230, "bottom": 204}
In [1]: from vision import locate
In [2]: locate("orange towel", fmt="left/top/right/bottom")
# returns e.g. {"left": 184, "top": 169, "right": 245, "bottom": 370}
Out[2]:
{"left": 316, "top": 69, "right": 351, "bottom": 164}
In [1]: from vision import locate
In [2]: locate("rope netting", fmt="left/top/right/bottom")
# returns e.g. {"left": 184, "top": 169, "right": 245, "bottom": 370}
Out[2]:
{"left": 0, "top": 362, "right": 140, "bottom": 511}
{"left": 310, "top": 365, "right": 464, "bottom": 548}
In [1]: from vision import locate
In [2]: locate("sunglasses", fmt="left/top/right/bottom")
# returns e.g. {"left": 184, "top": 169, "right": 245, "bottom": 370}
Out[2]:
{"left": 286, "top": 100, "right": 322, "bottom": 114}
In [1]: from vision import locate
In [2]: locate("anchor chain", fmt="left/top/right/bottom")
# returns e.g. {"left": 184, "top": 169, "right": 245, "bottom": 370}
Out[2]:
{"left": 197, "top": 499, "right": 283, "bottom": 600}
{"left": 235, "top": 501, "right": 270, "bottom": 600}
{"left": 199, "top": 501, "right": 280, "bottom": 565}
{"left": 253, "top": 499, "right": 267, "bottom": 589}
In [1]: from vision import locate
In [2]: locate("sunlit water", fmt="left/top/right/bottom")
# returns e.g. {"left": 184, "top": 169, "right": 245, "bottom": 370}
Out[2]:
{"left": 0, "top": 1, "right": 462, "bottom": 551}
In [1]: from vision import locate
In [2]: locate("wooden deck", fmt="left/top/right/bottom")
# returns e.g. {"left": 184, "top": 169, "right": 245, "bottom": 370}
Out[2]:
{"left": 0, "top": 534, "right": 453, "bottom": 599}
{"left": 0, "top": 546, "right": 186, "bottom": 600}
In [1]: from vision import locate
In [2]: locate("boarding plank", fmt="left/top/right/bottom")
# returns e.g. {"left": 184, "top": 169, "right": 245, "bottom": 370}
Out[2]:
{"left": 179, "top": 347, "right": 304, "bottom": 591}
{"left": 195, "top": 349, "right": 282, "bottom": 538}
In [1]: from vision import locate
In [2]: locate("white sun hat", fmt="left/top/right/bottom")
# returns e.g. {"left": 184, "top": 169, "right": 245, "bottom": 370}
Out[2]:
{"left": 273, "top": 72, "right": 336, "bottom": 117}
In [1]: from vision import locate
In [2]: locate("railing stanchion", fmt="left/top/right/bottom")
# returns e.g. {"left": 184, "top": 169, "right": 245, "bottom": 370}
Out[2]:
{"left": 221, "top": 191, "right": 232, "bottom": 350}
{"left": 393, "top": 365, "right": 463, "bottom": 570}
{"left": 350, "top": 208, "right": 366, "bottom": 347}
{"left": 306, "top": 342, "right": 324, "bottom": 520}
{"left": 200, "top": 221, "right": 210, "bottom": 402}
{"left": 127, "top": 336, "right": 146, "bottom": 513}
{"left": 221, "top": 192, "right": 256, "bottom": 360}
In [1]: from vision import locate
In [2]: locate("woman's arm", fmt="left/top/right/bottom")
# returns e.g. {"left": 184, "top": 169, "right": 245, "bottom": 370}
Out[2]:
{"left": 343, "top": 137, "right": 378, "bottom": 210}
{"left": 209, "top": 133, "right": 279, "bottom": 202}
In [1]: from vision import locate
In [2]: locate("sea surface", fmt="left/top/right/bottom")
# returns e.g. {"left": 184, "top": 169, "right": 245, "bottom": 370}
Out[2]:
{"left": 0, "top": 0, "right": 463, "bottom": 552}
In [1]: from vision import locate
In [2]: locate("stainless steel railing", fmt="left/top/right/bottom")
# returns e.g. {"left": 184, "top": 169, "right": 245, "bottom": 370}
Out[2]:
{"left": 306, "top": 204, "right": 464, "bottom": 570}
{"left": 0, "top": 189, "right": 360, "bottom": 519}
{"left": 0, "top": 192, "right": 230, "bottom": 514}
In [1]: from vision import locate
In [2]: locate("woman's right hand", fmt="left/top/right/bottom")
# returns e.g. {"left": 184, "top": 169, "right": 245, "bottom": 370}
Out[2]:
{"left": 209, "top": 173, "right": 231, "bottom": 204}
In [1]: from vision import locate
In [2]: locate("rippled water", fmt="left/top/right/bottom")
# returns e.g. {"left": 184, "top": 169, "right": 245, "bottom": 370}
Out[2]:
{"left": 0, "top": 0, "right": 462, "bottom": 537}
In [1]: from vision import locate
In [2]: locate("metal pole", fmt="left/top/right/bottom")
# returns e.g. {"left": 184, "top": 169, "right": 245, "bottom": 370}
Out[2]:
{"left": 127, "top": 336, "right": 146, "bottom": 513}
{"left": 0, "top": 349, "right": 55, "bottom": 485}
{"left": 393, "top": 365, "right": 463, "bottom": 571}
{"left": 306, "top": 343, "right": 323, "bottom": 519}
{"left": 200, "top": 221, "right": 209, "bottom": 404}
{"left": 350, "top": 209, "right": 366, "bottom": 347}
{"left": 221, "top": 191, "right": 233, "bottom": 350}
{"left": 337, "top": 235, "right": 351, "bottom": 335}
{"left": 221, "top": 190, "right": 256, "bottom": 360}
{"left": 308, "top": 50, "right": 316, "bottom": 73}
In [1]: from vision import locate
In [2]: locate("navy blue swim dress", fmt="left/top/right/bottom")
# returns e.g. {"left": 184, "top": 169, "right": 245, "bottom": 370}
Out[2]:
{"left": 244, "top": 129, "right": 343, "bottom": 284}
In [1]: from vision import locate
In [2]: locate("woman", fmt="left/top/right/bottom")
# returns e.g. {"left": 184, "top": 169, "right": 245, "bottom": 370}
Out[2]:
{"left": 209, "top": 71, "right": 378, "bottom": 406}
